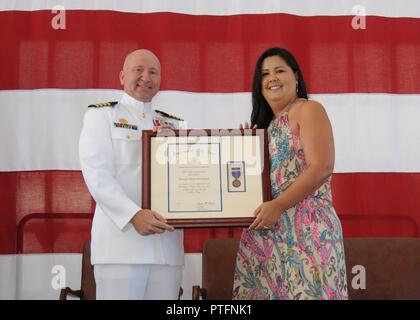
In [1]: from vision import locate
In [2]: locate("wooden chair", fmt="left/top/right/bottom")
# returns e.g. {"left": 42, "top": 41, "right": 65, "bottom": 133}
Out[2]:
{"left": 192, "top": 238, "right": 239, "bottom": 300}
{"left": 192, "top": 237, "right": 420, "bottom": 300}
{"left": 60, "top": 242, "right": 96, "bottom": 300}
{"left": 344, "top": 237, "right": 420, "bottom": 300}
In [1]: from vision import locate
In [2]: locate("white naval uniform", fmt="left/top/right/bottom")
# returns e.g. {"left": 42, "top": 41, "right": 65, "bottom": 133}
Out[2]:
{"left": 79, "top": 92, "right": 185, "bottom": 299}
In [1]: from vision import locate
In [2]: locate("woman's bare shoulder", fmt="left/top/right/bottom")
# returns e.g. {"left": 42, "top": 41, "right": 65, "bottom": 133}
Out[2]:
{"left": 295, "top": 99, "right": 327, "bottom": 119}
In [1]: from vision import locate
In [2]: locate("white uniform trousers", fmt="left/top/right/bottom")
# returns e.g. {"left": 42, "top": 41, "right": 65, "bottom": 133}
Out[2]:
{"left": 94, "top": 264, "right": 182, "bottom": 300}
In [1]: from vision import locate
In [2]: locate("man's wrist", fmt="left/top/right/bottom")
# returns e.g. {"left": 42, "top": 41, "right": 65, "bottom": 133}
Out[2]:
{"left": 129, "top": 208, "right": 143, "bottom": 223}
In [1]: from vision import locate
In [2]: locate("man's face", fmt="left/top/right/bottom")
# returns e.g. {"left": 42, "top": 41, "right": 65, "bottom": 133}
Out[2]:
{"left": 119, "top": 51, "right": 161, "bottom": 102}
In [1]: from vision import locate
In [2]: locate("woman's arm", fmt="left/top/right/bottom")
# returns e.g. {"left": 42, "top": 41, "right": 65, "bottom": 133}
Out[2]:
{"left": 250, "top": 101, "right": 335, "bottom": 230}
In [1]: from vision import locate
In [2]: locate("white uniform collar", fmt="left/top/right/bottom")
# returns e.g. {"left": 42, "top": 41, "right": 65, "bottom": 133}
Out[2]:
{"left": 121, "top": 92, "right": 152, "bottom": 114}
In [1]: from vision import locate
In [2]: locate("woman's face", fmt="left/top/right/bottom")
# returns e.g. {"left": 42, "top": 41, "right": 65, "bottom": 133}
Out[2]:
{"left": 261, "top": 55, "right": 298, "bottom": 107}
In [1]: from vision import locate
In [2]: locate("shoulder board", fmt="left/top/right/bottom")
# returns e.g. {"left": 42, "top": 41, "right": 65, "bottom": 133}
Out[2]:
{"left": 88, "top": 101, "right": 118, "bottom": 108}
{"left": 155, "top": 109, "right": 184, "bottom": 121}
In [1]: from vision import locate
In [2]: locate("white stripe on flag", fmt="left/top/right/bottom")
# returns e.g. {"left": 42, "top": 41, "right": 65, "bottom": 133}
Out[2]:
{"left": 1, "top": 0, "right": 420, "bottom": 17}
{"left": 1, "top": 89, "right": 419, "bottom": 173}
{"left": 0, "top": 253, "right": 202, "bottom": 300}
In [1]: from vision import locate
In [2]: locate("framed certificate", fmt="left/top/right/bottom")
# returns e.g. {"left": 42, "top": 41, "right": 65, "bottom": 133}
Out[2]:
{"left": 142, "top": 129, "right": 271, "bottom": 227}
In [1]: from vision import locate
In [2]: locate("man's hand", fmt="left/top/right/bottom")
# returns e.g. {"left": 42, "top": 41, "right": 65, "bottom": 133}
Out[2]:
{"left": 130, "top": 209, "right": 174, "bottom": 236}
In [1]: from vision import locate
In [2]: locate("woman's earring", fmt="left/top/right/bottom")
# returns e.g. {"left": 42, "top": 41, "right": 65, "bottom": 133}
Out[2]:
{"left": 296, "top": 83, "right": 299, "bottom": 93}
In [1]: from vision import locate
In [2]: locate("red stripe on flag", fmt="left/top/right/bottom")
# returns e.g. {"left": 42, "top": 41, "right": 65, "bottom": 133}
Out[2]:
{"left": 331, "top": 173, "right": 420, "bottom": 238}
{"left": 1, "top": 171, "right": 419, "bottom": 254}
{"left": 1, "top": 11, "right": 420, "bottom": 93}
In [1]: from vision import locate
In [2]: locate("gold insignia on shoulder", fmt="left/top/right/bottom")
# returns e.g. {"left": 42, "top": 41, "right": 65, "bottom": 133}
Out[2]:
{"left": 88, "top": 101, "right": 118, "bottom": 108}
{"left": 155, "top": 109, "right": 183, "bottom": 121}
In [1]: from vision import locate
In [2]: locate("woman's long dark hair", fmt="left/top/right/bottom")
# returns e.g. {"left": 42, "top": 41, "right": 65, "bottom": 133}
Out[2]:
{"left": 251, "top": 47, "right": 308, "bottom": 128}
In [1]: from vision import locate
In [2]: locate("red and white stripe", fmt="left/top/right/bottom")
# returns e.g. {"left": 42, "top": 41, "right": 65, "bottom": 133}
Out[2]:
{"left": 1, "top": 1, "right": 420, "bottom": 299}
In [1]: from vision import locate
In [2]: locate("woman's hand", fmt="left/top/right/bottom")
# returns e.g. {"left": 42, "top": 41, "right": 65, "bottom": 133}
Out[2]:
{"left": 249, "top": 200, "right": 283, "bottom": 230}
{"left": 239, "top": 122, "right": 257, "bottom": 129}
{"left": 153, "top": 125, "right": 174, "bottom": 134}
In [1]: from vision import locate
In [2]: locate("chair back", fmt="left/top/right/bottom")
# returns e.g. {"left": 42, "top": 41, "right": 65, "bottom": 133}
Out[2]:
{"left": 201, "top": 238, "right": 239, "bottom": 300}
{"left": 200, "top": 237, "right": 420, "bottom": 300}
{"left": 344, "top": 237, "right": 420, "bottom": 300}
{"left": 80, "top": 241, "right": 96, "bottom": 300}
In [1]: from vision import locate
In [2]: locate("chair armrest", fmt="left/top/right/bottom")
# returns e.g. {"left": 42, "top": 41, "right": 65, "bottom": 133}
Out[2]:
{"left": 59, "top": 287, "right": 84, "bottom": 300}
{"left": 192, "top": 285, "right": 201, "bottom": 300}
{"left": 192, "top": 285, "right": 207, "bottom": 300}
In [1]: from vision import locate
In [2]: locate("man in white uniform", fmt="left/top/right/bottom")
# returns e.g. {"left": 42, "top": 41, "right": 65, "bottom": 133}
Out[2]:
{"left": 79, "top": 49, "right": 185, "bottom": 299}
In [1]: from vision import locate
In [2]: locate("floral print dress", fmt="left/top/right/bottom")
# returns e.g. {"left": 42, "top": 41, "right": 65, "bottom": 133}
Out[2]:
{"left": 232, "top": 112, "right": 348, "bottom": 300}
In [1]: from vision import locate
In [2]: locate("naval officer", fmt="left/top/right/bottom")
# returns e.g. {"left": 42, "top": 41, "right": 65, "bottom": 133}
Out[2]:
{"left": 79, "top": 49, "right": 185, "bottom": 299}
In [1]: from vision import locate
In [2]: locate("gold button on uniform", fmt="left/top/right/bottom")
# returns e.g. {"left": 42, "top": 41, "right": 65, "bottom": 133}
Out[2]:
{"left": 126, "top": 135, "right": 131, "bottom": 139}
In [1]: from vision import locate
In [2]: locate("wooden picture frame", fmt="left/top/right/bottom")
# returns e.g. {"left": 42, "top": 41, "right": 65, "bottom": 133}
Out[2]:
{"left": 142, "top": 129, "right": 271, "bottom": 227}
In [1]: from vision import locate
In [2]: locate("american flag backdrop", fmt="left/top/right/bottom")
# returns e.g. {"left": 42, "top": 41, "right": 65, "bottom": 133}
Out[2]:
{"left": 0, "top": 0, "right": 420, "bottom": 299}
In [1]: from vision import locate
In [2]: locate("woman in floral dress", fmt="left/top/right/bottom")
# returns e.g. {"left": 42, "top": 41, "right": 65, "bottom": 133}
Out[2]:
{"left": 233, "top": 48, "right": 348, "bottom": 300}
